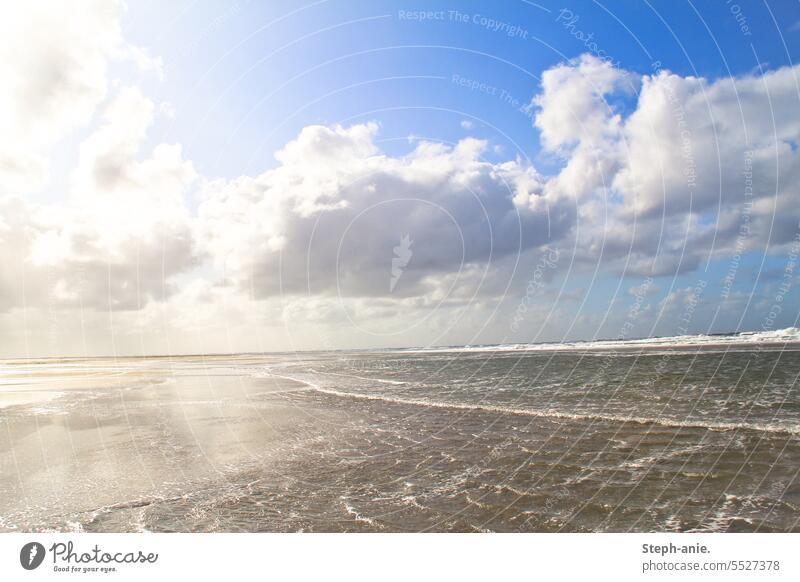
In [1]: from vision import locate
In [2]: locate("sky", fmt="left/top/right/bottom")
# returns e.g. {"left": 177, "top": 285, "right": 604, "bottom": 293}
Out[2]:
{"left": 1, "top": 0, "right": 800, "bottom": 357}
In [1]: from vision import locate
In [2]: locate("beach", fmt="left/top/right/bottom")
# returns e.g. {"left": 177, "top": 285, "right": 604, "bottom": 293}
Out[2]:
{"left": 1, "top": 333, "right": 799, "bottom": 532}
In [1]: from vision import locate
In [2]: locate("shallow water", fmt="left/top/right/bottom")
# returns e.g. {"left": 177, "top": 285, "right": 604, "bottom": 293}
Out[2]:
{"left": 1, "top": 346, "right": 798, "bottom": 532}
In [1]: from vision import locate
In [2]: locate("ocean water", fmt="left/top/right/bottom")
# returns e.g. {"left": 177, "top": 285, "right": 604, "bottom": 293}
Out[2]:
{"left": 1, "top": 331, "right": 799, "bottom": 532}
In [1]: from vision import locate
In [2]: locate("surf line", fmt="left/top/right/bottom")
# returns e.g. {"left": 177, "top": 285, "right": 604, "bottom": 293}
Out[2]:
{"left": 259, "top": 370, "right": 799, "bottom": 437}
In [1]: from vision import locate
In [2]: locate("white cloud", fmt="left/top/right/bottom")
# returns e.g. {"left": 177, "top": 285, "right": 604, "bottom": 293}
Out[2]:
{"left": 534, "top": 54, "right": 635, "bottom": 153}
{"left": 0, "top": 86, "right": 197, "bottom": 313}
{"left": 0, "top": 0, "right": 138, "bottom": 195}
{"left": 530, "top": 54, "right": 800, "bottom": 277}
{"left": 1, "top": 3, "right": 800, "bottom": 356}
{"left": 615, "top": 65, "right": 800, "bottom": 220}
{"left": 197, "top": 124, "right": 566, "bottom": 300}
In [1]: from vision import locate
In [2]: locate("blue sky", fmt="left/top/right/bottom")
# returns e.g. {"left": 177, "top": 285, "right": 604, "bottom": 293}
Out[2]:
{"left": 2, "top": 1, "right": 800, "bottom": 356}
{"left": 116, "top": 0, "right": 800, "bottom": 178}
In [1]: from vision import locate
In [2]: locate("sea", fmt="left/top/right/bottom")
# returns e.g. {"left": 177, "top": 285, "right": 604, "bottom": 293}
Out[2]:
{"left": 1, "top": 328, "right": 799, "bottom": 532}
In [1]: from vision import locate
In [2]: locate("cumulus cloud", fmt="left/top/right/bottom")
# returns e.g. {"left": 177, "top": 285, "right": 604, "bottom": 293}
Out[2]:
{"left": 0, "top": 87, "right": 197, "bottom": 313}
{"left": 529, "top": 54, "right": 800, "bottom": 277}
{"left": 534, "top": 53, "right": 635, "bottom": 154}
{"left": 615, "top": 65, "right": 800, "bottom": 221}
{"left": 197, "top": 123, "right": 568, "bottom": 300}
{"left": 0, "top": 0, "right": 159, "bottom": 195}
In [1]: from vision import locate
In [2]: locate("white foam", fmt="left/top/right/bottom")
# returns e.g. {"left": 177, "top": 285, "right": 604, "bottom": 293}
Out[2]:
{"left": 341, "top": 499, "right": 381, "bottom": 528}
{"left": 258, "top": 370, "right": 800, "bottom": 437}
{"left": 0, "top": 390, "right": 67, "bottom": 410}
{"left": 393, "top": 327, "right": 800, "bottom": 354}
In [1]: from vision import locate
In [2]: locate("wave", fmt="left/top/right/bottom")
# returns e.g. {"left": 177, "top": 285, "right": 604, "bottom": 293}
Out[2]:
{"left": 261, "top": 371, "right": 800, "bottom": 437}
{"left": 392, "top": 327, "right": 800, "bottom": 354}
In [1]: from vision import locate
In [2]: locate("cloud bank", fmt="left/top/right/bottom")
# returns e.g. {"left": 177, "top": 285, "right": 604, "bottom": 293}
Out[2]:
{"left": 1, "top": 2, "right": 798, "bottom": 355}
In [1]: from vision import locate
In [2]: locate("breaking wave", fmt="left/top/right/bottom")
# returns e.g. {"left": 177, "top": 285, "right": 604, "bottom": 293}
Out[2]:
{"left": 393, "top": 327, "right": 800, "bottom": 353}
{"left": 261, "top": 371, "right": 800, "bottom": 437}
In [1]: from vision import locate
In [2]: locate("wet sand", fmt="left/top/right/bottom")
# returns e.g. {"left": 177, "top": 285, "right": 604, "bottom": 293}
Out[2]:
{"left": 0, "top": 358, "right": 344, "bottom": 531}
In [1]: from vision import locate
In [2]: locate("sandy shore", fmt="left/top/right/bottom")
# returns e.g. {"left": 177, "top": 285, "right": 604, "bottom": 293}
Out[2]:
{"left": 0, "top": 360, "right": 335, "bottom": 531}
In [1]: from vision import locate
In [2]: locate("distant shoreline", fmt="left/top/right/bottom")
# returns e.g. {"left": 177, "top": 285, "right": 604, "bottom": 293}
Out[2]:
{"left": 2, "top": 328, "right": 800, "bottom": 361}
